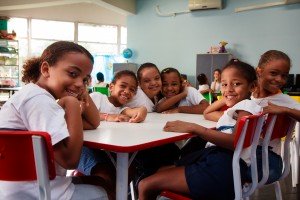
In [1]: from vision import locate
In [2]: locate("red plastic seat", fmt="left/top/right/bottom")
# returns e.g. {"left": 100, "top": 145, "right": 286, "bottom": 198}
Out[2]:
{"left": 0, "top": 130, "right": 56, "bottom": 199}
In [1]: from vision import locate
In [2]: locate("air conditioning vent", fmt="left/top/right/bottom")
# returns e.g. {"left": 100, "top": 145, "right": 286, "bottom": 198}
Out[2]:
{"left": 188, "top": 0, "right": 222, "bottom": 11}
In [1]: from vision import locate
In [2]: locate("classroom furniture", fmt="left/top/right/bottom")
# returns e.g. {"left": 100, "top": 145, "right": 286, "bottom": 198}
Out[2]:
{"left": 93, "top": 86, "right": 110, "bottom": 96}
{"left": 0, "top": 131, "right": 55, "bottom": 200}
{"left": 202, "top": 92, "right": 213, "bottom": 104}
{"left": 196, "top": 53, "right": 232, "bottom": 88}
{"left": 83, "top": 113, "right": 216, "bottom": 200}
{"left": 0, "top": 39, "right": 19, "bottom": 87}
{"left": 160, "top": 114, "right": 296, "bottom": 200}
{"left": 112, "top": 63, "right": 138, "bottom": 75}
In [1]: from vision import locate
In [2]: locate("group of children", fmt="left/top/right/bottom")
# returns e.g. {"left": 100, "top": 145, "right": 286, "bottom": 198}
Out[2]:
{"left": 0, "top": 40, "right": 299, "bottom": 200}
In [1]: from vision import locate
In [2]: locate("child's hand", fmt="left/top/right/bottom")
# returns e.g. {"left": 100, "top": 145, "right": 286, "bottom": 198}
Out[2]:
{"left": 107, "top": 114, "right": 130, "bottom": 122}
{"left": 57, "top": 96, "right": 80, "bottom": 111}
{"left": 77, "top": 88, "right": 90, "bottom": 113}
{"left": 162, "top": 108, "right": 179, "bottom": 114}
{"left": 129, "top": 107, "right": 147, "bottom": 123}
{"left": 164, "top": 120, "right": 196, "bottom": 133}
{"left": 263, "top": 102, "right": 288, "bottom": 114}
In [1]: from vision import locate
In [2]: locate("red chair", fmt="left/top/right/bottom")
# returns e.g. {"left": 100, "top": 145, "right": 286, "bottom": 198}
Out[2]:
{"left": 160, "top": 114, "right": 265, "bottom": 200}
{"left": 0, "top": 131, "right": 56, "bottom": 199}
{"left": 257, "top": 114, "right": 296, "bottom": 200}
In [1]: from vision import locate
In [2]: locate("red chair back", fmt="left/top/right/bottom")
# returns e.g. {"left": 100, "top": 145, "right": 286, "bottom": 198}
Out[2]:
{"left": 234, "top": 114, "right": 263, "bottom": 149}
{"left": 0, "top": 131, "right": 56, "bottom": 181}
{"left": 262, "top": 114, "right": 293, "bottom": 140}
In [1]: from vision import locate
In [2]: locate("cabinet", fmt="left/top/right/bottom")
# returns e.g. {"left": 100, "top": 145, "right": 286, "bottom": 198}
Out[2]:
{"left": 0, "top": 39, "right": 19, "bottom": 87}
{"left": 112, "top": 63, "right": 138, "bottom": 75}
{"left": 196, "top": 53, "right": 232, "bottom": 88}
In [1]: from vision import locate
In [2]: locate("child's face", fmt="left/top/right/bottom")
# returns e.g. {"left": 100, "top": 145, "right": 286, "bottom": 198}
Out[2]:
{"left": 139, "top": 67, "right": 162, "bottom": 99}
{"left": 41, "top": 52, "right": 93, "bottom": 99}
{"left": 213, "top": 70, "right": 220, "bottom": 80}
{"left": 257, "top": 59, "right": 290, "bottom": 95}
{"left": 109, "top": 75, "right": 137, "bottom": 106}
{"left": 221, "top": 67, "right": 254, "bottom": 107}
{"left": 162, "top": 72, "right": 181, "bottom": 98}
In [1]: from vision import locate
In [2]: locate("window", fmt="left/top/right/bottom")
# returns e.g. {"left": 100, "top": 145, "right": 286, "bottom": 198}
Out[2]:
{"left": 31, "top": 19, "right": 74, "bottom": 40}
{"left": 7, "top": 17, "right": 127, "bottom": 84}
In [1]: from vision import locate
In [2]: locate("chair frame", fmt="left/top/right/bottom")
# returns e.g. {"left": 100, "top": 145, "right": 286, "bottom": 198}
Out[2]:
{"left": 0, "top": 131, "right": 55, "bottom": 200}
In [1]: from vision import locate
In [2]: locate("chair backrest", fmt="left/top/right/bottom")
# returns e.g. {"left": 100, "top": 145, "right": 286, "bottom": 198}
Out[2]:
{"left": 259, "top": 114, "right": 296, "bottom": 186}
{"left": 93, "top": 87, "right": 109, "bottom": 96}
{"left": 234, "top": 114, "right": 265, "bottom": 149}
{"left": 0, "top": 131, "right": 55, "bottom": 199}
{"left": 202, "top": 92, "right": 213, "bottom": 104}
{"left": 232, "top": 114, "right": 266, "bottom": 199}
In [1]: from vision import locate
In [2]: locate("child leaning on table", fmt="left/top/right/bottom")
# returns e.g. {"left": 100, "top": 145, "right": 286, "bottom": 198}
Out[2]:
{"left": 91, "top": 70, "right": 147, "bottom": 122}
{"left": 138, "top": 59, "right": 283, "bottom": 200}
{"left": 155, "top": 67, "right": 209, "bottom": 114}
{"left": 0, "top": 41, "right": 108, "bottom": 200}
{"left": 77, "top": 70, "right": 147, "bottom": 197}
{"left": 125, "top": 62, "right": 163, "bottom": 112}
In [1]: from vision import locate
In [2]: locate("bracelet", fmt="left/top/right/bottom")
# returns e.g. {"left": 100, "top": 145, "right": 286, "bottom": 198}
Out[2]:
{"left": 103, "top": 113, "right": 109, "bottom": 121}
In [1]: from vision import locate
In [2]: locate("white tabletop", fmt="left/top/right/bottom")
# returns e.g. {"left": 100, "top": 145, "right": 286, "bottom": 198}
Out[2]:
{"left": 83, "top": 113, "right": 216, "bottom": 152}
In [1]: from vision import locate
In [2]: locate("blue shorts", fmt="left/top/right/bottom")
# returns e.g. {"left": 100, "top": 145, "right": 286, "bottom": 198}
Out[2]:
{"left": 184, "top": 146, "right": 239, "bottom": 200}
{"left": 245, "top": 146, "right": 283, "bottom": 184}
{"left": 77, "top": 146, "right": 113, "bottom": 175}
{"left": 183, "top": 146, "right": 283, "bottom": 200}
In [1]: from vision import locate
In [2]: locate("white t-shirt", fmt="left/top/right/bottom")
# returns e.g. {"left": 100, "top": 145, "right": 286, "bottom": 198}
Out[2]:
{"left": 125, "top": 87, "right": 157, "bottom": 112}
{"left": 211, "top": 81, "right": 221, "bottom": 93}
{"left": 178, "top": 87, "right": 206, "bottom": 107}
{"left": 0, "top": 83, "right": 74, "bottom": 200}
{"left": 90, "top": 92, "right": 127, "bottom": 114}
{"left": 198, "top": 84, "right": 209, "bottom": 93}
{"left": 251, "top": 92, "right": 300, "bottom": 154}
{"left": 206, "top": 99, "right": 262, "bottom": 165}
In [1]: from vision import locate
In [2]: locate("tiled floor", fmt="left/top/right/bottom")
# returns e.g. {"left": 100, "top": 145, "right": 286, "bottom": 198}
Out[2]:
{"left": 251, "top": 160, "right": 299, "bottom": 200}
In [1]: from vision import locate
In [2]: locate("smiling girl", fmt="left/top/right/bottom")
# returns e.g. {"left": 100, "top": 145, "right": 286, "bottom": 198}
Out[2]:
{"left": 137, "top": 59, "right": 265, "bottom": 200}
{"left": 0, "top": 41, "right": 108, "bottom": 199}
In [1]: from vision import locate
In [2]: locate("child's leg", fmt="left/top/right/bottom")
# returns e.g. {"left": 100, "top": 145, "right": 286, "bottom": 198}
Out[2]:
{"left": 77, "top": 147, "right": 116, "bottom": 196}
{"left": 138, "top": 166, "right": 189, "bottom": 200}
{"left": 71, "top": 183, "right": 108, "bottom": 200}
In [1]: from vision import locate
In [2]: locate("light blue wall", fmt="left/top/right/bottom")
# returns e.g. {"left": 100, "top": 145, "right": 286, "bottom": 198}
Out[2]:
{"left": 127, "top": 0, "right": 300, "bottom": 86}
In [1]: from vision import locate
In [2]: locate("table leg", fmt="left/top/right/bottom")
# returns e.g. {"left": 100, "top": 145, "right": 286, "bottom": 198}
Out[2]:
{"left": 116, "top": 152, "right": 129, "bottom": 200}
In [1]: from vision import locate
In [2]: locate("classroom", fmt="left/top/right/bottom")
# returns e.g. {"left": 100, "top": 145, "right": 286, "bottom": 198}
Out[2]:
{"left": 0, "top": 0, "right": 300, "bottom": 200}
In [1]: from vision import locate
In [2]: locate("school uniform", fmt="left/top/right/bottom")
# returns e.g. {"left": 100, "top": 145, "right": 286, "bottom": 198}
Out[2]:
{"left": 0, "top": 83, "right": 108, "bottom": 200}
{"left": 125, "top": 87, "right": 157, "bottom": 112}
{"left": 198, "top": 84, "right": 210, "bottom": 93}
{"left": 210, "top": 81, "right": 221, "bottom": 93}
{"left": 251, "top": 92, "right": 300, "bottom": 154}
{"left": 180, "top": 100, "right": 265, "bottom": 200}
{"left": 90, "top": 92, "right": 127, "bottom": 114}
{"left": 179, "top": 86, "right": 206, "bottom": 106}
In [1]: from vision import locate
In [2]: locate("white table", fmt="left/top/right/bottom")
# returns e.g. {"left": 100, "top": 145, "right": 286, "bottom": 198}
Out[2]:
{"left": 83, "top": 113, "right": 216, "bottom": 200}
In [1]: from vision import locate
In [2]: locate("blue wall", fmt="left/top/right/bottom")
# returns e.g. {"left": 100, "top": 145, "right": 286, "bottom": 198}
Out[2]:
{"left": 127, "top": 0, "right": 300, "bottom": 86}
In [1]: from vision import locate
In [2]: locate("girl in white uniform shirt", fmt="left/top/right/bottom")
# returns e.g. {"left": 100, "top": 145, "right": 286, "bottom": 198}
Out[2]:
{"left": 252, "top": 50, "right": 300, "bottom": 153}
{"left": 0, "top": 41, "right": 108, "bottom": 200}
{"left": 155, "top": 67, "right": 209, "bottom": 114}
{"left": 125, "top": 62, "right": 163, "bottom": 112}
{"left": 77, "top": 70, "right": 147, "bottom": 197}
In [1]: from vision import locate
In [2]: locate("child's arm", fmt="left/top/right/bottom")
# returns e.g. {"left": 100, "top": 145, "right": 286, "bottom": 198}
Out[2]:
{"left": 176, "top": 99, "right": 209, "bottom": 114}
{"left": 100, "top": 113, "right": 131, "bottom": 122}
{"left": 79, "top": 90, "right": 100, "bottom": 130}
{"left": 203, "top": 98, "right": 226, "bottom": 121}
{"left": 156, "top": 90, "right": 188, "bottom": 113}
{"left": 263, "top": 101, "right": 300, "bottom": 121}
{"left": 164, "top": 110, "right": 251, "bottom": 150}
{"left": 121, "top": 106, "right": 147, "bottom": 123}
{"left": 54, "top": 96, "right": 83, "bottom": 169}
